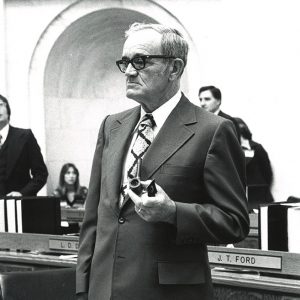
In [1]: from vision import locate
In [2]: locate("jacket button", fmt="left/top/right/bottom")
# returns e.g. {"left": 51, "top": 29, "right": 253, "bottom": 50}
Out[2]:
{"left": 118, "top": 217, "right": 125, "bottom": 224}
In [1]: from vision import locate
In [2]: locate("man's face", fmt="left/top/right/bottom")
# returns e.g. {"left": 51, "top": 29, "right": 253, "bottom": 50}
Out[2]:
{"left": 0, "top": 99, "right": 9, "bottom": 127}
{"left": 121, "top": 29, "right": 172, "bottom": 112}
{"left": 198, "top": 90, "right": 221, "bottom": 113}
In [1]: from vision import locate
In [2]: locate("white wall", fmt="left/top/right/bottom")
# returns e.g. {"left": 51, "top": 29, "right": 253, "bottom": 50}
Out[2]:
{"left": 2, "top": 0, "right": 300, "bottom": 201}
{"left": 159, "top": 0, "right": 300, "bottom": 201}
{"left": 4, "top": 1, "right": 73, "bottom": 128}
{"left": 0, "top": 0, "right": 5, "bottom": 93}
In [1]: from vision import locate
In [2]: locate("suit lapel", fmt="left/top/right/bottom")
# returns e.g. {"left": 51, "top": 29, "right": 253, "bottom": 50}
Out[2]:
{"left": 106, "top": 96, "right": 197, "bottom": 212}
{"left": 107, "top": 107, "right": 140, "bottom": 213}
{"left": 141, "top": 96, "right": 197, "bottom": 179}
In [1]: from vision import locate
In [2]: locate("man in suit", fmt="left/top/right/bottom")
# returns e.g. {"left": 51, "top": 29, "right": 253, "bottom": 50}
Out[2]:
{"left": 198, "top": 85, "right": 241, "bottom": 141}
{"left": 0, "top": 94, "right": 48, "bottom": 197}
{"left": 76, "top": 23, "right": 249, "bottom": 300}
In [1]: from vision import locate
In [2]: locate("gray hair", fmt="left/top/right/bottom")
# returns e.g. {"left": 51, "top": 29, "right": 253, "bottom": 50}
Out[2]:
{"left": 125, "top": 23, "right": 189, "bottom": 72}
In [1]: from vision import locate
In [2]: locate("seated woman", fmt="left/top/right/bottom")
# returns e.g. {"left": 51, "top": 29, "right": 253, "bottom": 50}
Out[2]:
{"left": 53, "top": 163, "right": 87, "bottom": 208}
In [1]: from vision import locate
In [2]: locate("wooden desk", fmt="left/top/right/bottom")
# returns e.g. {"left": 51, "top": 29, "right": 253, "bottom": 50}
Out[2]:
{"left": 213, "top": 269, "right": 300, "bottom": 299}
{"left": 0, "top": 250, "right": 299, "bottom": 299}
{"left": 60, "top": 207, "right": 85, "bottom": 222}
{"left": 0, "top": 250, "right": 76, "bottom": 272}
{"left": 1, "top": 232, "right": 300, "bottom": 299}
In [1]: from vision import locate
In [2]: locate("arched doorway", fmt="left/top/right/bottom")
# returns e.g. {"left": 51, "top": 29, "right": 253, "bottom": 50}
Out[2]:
{"left": 29, "top": 0, "right": 200, "bottom": 192}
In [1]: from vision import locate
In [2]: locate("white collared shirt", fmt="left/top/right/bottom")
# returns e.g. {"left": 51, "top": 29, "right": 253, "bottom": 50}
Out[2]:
{"left": 241, "top": 137, "right": 255, "bottom": 158}
{"left": 214, "top": 108, "right": 221, "bottom": 115}
{"left": 121, "top": 90, "right": 182, "bottom": 197}
{"left": 0, "top": 123, "right": 9, "bottom": 144}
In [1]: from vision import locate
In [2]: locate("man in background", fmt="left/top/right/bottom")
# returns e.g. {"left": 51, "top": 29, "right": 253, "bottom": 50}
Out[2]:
{"left": 235, "top": 117, "right": 274, "bottom": 210}
{"left": 0, "top": 94, "right": 48, "bottom": 197}
{"left": 199, "top": 85, "right": 241, "bottom": 140}
{"left": 76, "top": 23, "right": 249, "bottom": 300}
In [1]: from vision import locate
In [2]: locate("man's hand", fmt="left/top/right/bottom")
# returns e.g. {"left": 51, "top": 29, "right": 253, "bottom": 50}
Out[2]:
{"left": 127, "top": 180, "right": 176, "bottom": 224}
{"left": 6, "top": 191, "right": 22, "bottom": 197}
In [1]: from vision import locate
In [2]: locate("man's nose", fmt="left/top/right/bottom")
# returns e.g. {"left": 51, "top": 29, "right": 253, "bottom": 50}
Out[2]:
{"left": 125, "top": 63, "right": 138, "bottom": 76}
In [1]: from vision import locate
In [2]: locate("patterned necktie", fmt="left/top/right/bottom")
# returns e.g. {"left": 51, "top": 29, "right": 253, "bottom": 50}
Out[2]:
{"left": 120, "top": 113, "right": 156, "bottom": 205}
{"left": 127, "top": 113, "right": 155, "bottom": 179}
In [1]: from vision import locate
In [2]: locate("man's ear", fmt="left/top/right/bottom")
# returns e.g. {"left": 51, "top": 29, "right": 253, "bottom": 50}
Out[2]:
{"left": 169, "top": 58, "right": 185, "bottom": 81}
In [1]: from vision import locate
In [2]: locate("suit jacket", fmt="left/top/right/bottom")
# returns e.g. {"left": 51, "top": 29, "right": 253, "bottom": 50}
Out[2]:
{"left": 1, "top": 126, "right": 48, "bottom": 196}
{"left": 76, "top": 95, "right": 249, "bottom": 300}
{"left": 218, "top": 110, "right": 241, "bottom": 142}
{"left": 246, "top": 140, "right": 274, "bottom": 210}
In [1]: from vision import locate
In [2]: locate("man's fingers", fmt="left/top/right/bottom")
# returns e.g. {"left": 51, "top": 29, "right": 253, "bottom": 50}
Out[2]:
{"left": 128, "top": 188, "right": 156, "bottom": 210}
{"left": 127, "top": 189, "right": 142, "bottom": 206}
{"left": 140, "top": 180, "right": 152, "bottom": 187}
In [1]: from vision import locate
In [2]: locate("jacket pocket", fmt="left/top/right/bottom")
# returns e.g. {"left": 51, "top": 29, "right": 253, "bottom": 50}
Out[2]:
{"left": 158, "top": 262, "right": 205, "bottom": 285}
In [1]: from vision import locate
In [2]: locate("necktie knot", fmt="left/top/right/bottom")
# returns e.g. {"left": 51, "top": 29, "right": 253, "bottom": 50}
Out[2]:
{"left": 140, "top": 114, "right": 155, "bottom": 128}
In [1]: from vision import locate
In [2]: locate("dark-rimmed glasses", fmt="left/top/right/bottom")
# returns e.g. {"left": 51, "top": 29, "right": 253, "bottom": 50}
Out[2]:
{"left": 116, "top": 55, "right": 176, "bottom": 73}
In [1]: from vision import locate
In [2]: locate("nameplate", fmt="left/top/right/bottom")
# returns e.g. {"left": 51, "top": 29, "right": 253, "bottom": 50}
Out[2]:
{"left": 60, "top": 208, "right": 85, "bottom": 221}
{"left": 208, "top": 251, "right": 282, "bottom": 270}
{"left": 49, "top": 239, "right": 79, "bottom": 252}
{"left": 66, "top": 210, "right": 85, "bottom": 219}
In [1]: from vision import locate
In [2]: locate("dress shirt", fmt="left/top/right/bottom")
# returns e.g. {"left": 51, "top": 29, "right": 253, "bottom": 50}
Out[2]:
{"left": 214, "top": 108, "right": 221, "bottom": 115}
{"left": 120, "top": 90, "right": 182, "bottom": 200}
{"left": 0, "top": 123, "right": 9, "bottom": 145}
{"left": 241, "top": 137, "right": 254, "bottom": 158}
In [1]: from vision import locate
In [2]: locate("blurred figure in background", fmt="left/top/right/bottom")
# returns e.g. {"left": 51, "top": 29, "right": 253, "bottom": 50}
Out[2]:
{"left": 235, "top": 117, "right": 274, "bottom": 211}
{"left": 199, "top": 85, "right": 241, "bottom": 141}
{"left": 0, "top": 94, "right": 48, "bottom": 197}
{"left": 53, "top": 163, "right": 87, "bottom": 208}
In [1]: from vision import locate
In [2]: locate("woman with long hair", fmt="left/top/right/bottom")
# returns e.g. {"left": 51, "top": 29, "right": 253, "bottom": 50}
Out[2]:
{"left": 53, "top": 163, "right": 87, "bottom": 207}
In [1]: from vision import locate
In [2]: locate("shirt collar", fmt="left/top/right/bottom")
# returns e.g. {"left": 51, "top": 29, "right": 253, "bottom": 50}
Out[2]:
{"left": 214, "top": 108, "right": 221, "bottom": 115}
{"left": 0, "top": 123, "right": 9, "bottom": 142}
{"left": 241, "top": 137, "right": 251, "bottom": 150}
{"left": 139, "top": 90, "right": 182, "bottom": 129}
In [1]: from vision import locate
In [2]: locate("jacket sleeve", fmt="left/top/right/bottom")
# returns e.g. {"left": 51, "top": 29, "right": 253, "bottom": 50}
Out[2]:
{"left": 175, "top": 120, "right": 249, "bottom": 245}
{"left": 76, "top": 116, "right": 108, "bottom": 294}
{"left": 20, "top": 130, "right": 48, "bottom": 196}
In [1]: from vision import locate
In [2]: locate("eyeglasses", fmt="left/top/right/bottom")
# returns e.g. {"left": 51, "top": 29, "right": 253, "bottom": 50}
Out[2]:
{"left": 116, "top": 55, "right": 176, "bottom": 73}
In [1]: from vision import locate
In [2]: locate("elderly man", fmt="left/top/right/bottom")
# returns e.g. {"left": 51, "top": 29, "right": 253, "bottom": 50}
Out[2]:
{"left": 0, "top": 94, "right": 48, "bottom": 197}
{"left": 76, "top": 23, "right": 249, "bottom": 300}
